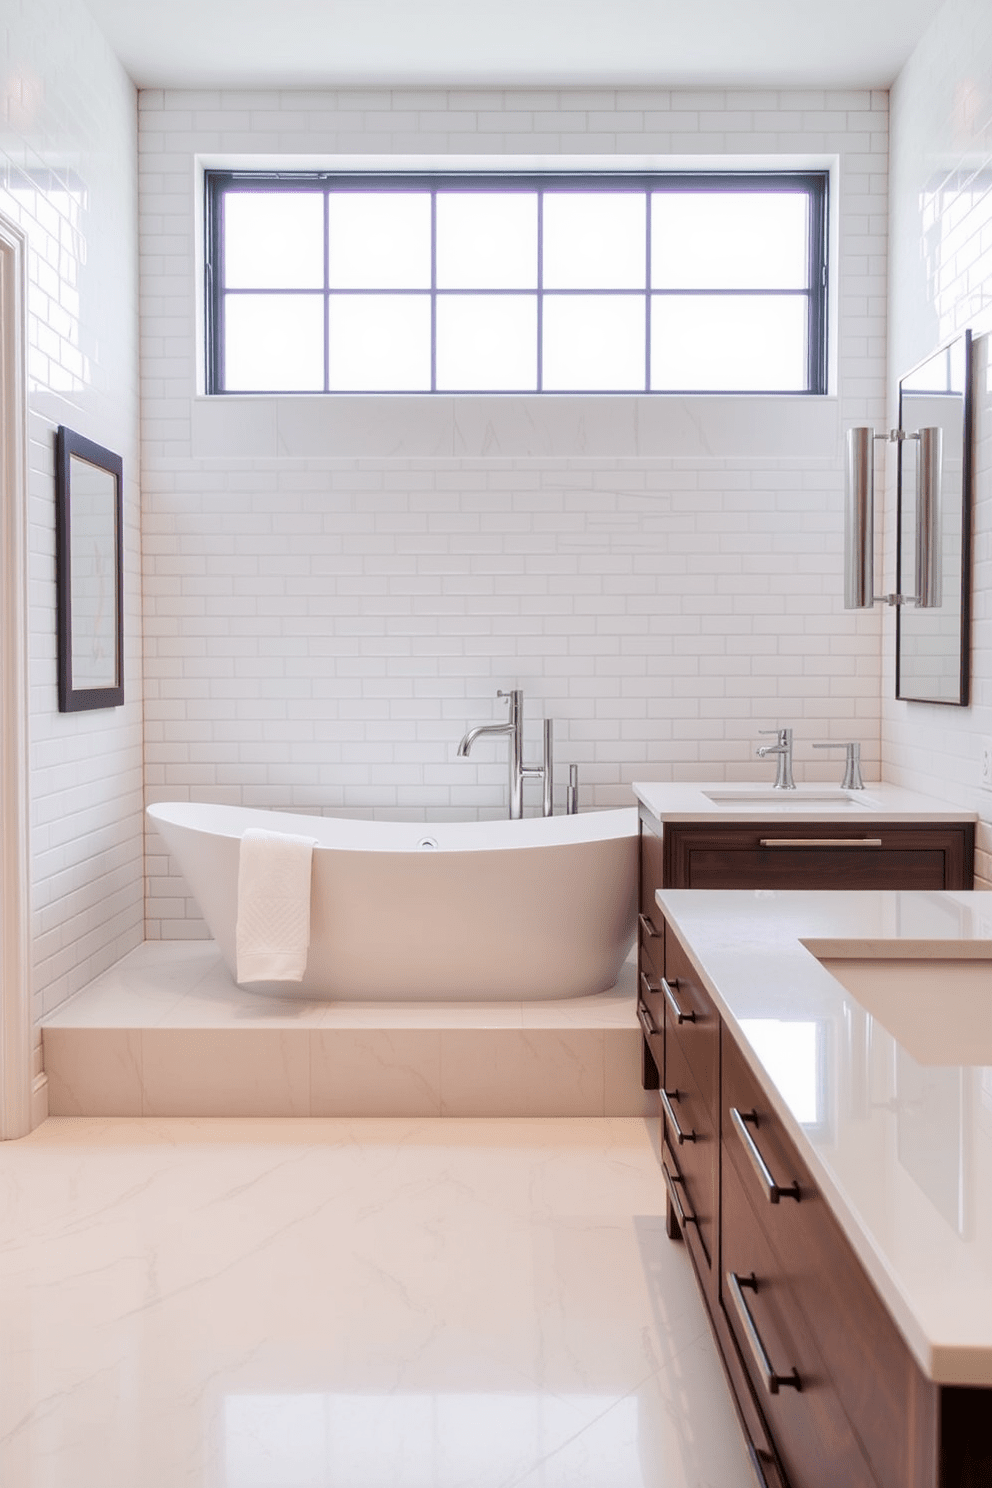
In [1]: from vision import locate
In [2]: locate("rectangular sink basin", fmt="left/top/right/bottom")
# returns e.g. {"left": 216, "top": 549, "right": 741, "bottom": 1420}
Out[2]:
{"left": 818, "top": 956, "right": 992, "bottom": 1065}
{"left": 703, "top": 790, "right": 872, "bottom": 808}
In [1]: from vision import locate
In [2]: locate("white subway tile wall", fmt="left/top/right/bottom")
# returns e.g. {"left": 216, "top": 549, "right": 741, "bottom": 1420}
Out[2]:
{"left": 885, "top": 0, "right": 992, "bottom": 888}
{"left": 139, "top": 87, "right": 890, "bottom": 936}
{"left": 1, "top": 0, "right": 144, "bottom": 1022}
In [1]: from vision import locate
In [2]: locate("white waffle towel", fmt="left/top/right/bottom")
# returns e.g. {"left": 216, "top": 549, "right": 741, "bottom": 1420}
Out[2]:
{"left": 235, "top": 828, "right": 316, "bottom": 984}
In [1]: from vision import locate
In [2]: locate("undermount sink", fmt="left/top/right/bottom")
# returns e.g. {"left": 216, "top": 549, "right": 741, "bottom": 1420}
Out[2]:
{"left": 817, "top": 955, "right": 992, "bottom": 1066}
{"left": 703, "top": 789, "right": 874, "bottom": 809}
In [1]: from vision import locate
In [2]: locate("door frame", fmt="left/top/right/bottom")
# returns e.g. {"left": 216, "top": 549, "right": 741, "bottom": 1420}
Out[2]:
{"left": 0, "top": 212, "right": 33, "bottom": 1139}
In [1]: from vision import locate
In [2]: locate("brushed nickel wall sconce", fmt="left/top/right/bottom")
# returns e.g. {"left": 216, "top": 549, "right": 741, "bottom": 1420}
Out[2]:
{"left": 844, "top": 423, "right": 942, "bottom": 610}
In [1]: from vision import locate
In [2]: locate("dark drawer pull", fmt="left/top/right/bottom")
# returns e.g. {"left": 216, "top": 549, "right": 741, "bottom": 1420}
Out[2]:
{"left": 758, "top": 837, "right": 884, "bottom": 848}
{"left": 640, "top": 971, "right": 661, "bottom": 1003}
{"left": 747, "top": 1445, "right": 781, "bottom": 1488}
{"left": 662, "top": 976, "right": 695, "bottom": 1024}
{"left": 637, "top": 1003, "right": 660, "bottom": 1041}
{"left": 661, "top": 1087, "right": 696, "bottom": 1144}
{"left": 638, "top": 911, "right": 661, "bottom": 939}
{"left": 726, "top": 1271, "right": 801, "bottom": 1396}
{"left": 730, "top": 1108, "right": 801, "bottom": 1204}
{"left": 662, "top": 1159, "right": 696, "bottom": 1228}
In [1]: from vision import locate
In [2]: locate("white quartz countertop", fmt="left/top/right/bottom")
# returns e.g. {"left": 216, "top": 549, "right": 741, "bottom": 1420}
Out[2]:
{"left": 633, "top": 780, "right": 977, "bottom": 824}
{"left": 655, "top": 887, "right": 992, "bottom": 1386}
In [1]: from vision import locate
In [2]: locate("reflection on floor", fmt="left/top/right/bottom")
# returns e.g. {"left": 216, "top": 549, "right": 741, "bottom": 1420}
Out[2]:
{"left": 0, "top": 1115, "right": 754, "bottom": 1488}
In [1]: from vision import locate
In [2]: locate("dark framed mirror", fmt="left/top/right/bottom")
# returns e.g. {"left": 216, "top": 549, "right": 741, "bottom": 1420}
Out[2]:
{"left": 896, "top": 329, "right": 972, "bottom": 705}
{"left": 55, "top": 426, "right": 124, "bottom": 712}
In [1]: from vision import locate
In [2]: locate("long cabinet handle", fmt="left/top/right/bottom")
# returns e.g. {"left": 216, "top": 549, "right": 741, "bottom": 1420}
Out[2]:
{"left": 726, "top": 1271, "right": 801, "bottom": 1396}
{"left": 637, "top": 1003, "right": 660, "bottom": 1041}
{"left": 730, "top": 1108, "right": 800, "bottom": 1204}
{"left": 638, "top": 911, "right": 661, "bottom": 938}
{"left": 758, "top": 837, "right": 883, "bottom": 848}
{"left": 662, "top": 1158, "right": 696, "bottom": 1227}
{"left": 661, "top": 1087, "right": 696, "bottom": 1144}
{"left": 662, "top": 976, "right": 695, "bottom": 1024}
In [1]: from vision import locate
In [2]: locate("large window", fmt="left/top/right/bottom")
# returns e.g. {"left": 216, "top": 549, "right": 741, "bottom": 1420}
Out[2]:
{"left": 205, "top": 171, "right": 828, "bottom": 395}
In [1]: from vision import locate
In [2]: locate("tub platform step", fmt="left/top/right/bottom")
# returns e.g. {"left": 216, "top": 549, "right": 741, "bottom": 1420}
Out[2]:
{"left": 41, "top": 942, "right": 653, "bottom": 1120}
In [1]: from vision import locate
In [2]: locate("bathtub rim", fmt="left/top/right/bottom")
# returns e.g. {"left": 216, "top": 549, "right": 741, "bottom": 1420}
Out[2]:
{"left": 147, "top": 799, "right": 639, "bottom": 853}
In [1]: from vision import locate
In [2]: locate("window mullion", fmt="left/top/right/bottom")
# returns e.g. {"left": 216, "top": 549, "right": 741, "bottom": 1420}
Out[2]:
{"left": 536, "top": 191, "right": 543, "bottom": 394}
{"left": 431, "top": 191, "right": 437, "bottom": 394}
{"left": 644, "top": 189, "right": 651, "bottom": 394}
{"left": 323, "top": 188, "right": 330, "bottom": 394}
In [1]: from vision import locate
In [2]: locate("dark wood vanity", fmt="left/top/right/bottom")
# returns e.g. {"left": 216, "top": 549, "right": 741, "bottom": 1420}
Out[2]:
{"left": 636, "top": 811, "right": 988, "bottom": 1488}
{"left": 637, "top": 808, "right": 974, "bottom": 1094}
{"left": 647, "top": 814, "right": 975, "bottom": 893}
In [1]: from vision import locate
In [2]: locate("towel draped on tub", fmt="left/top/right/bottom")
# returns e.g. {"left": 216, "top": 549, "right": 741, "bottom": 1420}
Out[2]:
{"left": 235, "top": 828, "right": 317, "bottom": 984}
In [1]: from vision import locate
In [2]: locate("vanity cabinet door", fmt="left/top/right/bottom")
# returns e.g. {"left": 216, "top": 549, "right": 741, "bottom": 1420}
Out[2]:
{"left": 661, "top": 925, "right": 721, "bottom": 1301}
{"left": 663, "top": 926, "right": 719, "bottom": 1101}
{"left": 722, "top": 1031, "right": 937, "bottom": 1488}
{"left": 637, "top": 818, "right": 666, "bottom": 1089}
{"left": 662, "top": 822, "right": 973, "bottom": 890}
{"left": 662, "top": 1030, "right": 718, "bottom": 1277}
{"left": 721, "top": 1152, "right": 878, "bottom": 1488}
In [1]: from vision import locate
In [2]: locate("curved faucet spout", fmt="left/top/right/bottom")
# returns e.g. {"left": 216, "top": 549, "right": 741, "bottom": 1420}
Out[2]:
{"left": 457, "top": 721, "right": 514, "bottom": 758}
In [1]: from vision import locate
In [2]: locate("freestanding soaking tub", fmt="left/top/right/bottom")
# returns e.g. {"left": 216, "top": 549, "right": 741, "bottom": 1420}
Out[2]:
{"left": 147, "top": 801, "right": 638, "bottom": 1001}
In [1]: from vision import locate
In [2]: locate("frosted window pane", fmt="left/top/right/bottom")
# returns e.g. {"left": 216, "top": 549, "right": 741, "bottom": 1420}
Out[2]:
{"left": 224, "top": 295, "right": 324, "bottom": 391}
{"left": 436, "top": 194, "right": 537, "bottom": 289}
{"left": 224, "top": 192, "right": 323, "bottom": 289}
{"left": 652, "top": 193, "right": 809, "bottom": 289}
{"left": 436, "top": 295, "right": 537, "bottom": 390}
{"left": 328, "top": 193, "right": 431, "bottom": 289}
{"left": 543, "top": 193, "right": 646, "bottom": 289}
{"left": 328, "top": 295, "right": 431, "bottom": 390}
{"left": 651, "top": 295, "right": 806, "bottom": 391}
{"left": 543, "top": 295, "right": 645, "bottom": 391}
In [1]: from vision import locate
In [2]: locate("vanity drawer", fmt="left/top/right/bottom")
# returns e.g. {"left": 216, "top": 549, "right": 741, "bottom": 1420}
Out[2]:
{"left": 663, "top": 926, "right": 720, "bottom": 1102}
{"left": 721, "top": 1152, "right": 877, "bottom": 1488}
{"left": 662, "top": 1034, "right": 718, "bottom": 1276}
{"left": 722, "top": 1030, "right": 931, "bottom": 1488}
{"left": 663, "top": 822, "right": 974, "bottom": 891}
{"left": 662, "top": 1127, "right": 716, "bottom": 1288}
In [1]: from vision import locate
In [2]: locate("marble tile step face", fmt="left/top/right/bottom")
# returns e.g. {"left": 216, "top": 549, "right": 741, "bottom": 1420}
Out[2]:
{"left": 43, "top": 1025, "right": 656, "bottom": 1119}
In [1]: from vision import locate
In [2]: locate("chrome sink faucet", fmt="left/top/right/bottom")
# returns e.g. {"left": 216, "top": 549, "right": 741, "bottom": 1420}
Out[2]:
{"left": 457, "top": 689, "right": 552, "bottom": 819}
{"left": 755, "top": 727, "right": 795, "bottom": 790}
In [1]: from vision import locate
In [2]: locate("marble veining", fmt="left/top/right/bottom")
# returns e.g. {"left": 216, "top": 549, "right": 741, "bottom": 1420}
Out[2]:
{"left": 0, "top": 1116, "right": 754, "bottom": 1487}
{"left": 41, "top": 943, "right": 653, "bottom": 1120}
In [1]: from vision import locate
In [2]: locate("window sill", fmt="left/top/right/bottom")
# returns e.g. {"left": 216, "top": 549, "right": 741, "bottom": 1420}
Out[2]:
{"left": 191, "top": 392, "right": 840, "bottom": 462}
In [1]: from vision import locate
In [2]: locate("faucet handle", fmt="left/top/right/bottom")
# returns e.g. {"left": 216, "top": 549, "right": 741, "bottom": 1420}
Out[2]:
{"left": 757, "top": 727, "right": 792, "bottom": 741}
{"left": 812, "top": 741, "right": 864, "bottom": 791}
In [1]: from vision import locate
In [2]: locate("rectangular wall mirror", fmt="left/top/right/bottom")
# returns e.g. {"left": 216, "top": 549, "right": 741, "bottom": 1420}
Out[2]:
{"left": 896, "top": 329, "right": 973, "bottom": 705}
{"left": 55, "top": 426, "right": 124, "bottom": 712}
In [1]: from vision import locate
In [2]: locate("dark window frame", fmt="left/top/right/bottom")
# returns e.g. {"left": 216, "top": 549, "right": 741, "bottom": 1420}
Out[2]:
{"left": 204, "top": 169, "right": 829, "bottom": 396}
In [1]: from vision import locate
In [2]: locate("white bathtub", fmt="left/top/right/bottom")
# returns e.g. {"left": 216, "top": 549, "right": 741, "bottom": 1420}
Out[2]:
{"left": 147, "top": 802, "right": 639, "bottom": 1001}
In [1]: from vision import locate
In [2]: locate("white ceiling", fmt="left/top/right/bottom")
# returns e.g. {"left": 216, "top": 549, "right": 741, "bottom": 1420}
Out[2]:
{"left": 84, "top": 0, "right": 945, "bottom": 90}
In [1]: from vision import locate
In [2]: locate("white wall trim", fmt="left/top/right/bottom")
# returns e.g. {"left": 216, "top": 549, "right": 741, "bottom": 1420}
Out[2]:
{"left": 0, "top": 213, "right": 34, "bottom": 1138}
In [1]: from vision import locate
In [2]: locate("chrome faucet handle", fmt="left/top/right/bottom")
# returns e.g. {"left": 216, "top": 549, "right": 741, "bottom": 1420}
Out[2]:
{"left": 812, "top": 741, "right": 864, "bottom": 790}
{"left": 757, "top": 727, "right": 792, "bottom": 744}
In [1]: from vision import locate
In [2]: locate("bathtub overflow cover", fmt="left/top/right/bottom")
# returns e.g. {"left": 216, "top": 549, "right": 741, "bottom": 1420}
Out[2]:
{"left": 417, "top": 836, "right": 439, "bottom": 850}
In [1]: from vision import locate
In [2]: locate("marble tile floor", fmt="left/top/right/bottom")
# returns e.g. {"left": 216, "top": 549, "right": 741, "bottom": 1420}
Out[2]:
{"left": 0, "top": 1114, "right": 755, "bottom": 1488}
{"left": 42, "top": 943, "right": 653, "bottom": 1120}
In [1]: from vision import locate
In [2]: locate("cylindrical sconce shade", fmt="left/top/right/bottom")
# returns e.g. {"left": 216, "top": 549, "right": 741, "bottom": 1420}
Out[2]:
{"left": 915, "top": 426, "right": 942, "bottom": 608}
{"left": 844, "top": 427, "right": 874, "bottom": 608}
